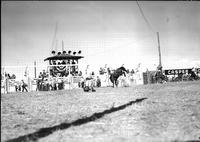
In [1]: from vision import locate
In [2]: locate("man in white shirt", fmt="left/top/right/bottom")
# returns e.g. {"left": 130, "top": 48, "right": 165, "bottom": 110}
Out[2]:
{"left": 83, "top": 72, "right": 96, "bottom": 92}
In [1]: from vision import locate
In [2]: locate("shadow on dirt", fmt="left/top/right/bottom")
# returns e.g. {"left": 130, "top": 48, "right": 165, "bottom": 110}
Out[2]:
{"left": 6, "top": 98, "right": 147, "bottom": 142}
{"left": 172, "top": 140, "right": 200, "bottom": 142}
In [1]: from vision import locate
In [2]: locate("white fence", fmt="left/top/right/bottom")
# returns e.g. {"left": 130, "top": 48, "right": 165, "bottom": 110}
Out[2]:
{"left": 1, "top": 76, "right": 82, "bottom": 94}
{"left": 1, "top": 65, "right": 82, "bottom": 94}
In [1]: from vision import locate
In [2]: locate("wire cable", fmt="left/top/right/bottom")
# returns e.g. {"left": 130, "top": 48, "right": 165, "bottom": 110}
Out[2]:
{"left": 136, "top": 0, "right": 155, "bottom": 33}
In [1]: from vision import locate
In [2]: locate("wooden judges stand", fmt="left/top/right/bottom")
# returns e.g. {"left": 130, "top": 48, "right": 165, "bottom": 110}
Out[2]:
{"left": 40, "top": 50, "right": 84, "bottom": 91}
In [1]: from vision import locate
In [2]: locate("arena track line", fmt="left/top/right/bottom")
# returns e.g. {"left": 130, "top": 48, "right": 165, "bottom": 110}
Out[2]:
{"left": 6, "top": 98, "right": 147, "bottom": 142}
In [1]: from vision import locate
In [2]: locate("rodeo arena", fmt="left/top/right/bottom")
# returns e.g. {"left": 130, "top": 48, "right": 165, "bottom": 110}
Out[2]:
{"left": 2, "top": 2, "right": 200, "bottom": 142}
{"left": 1, "top": 49, "right": 200, "bottom": 94}
{"left": 2, "top": 44, "right": 200, "bottom": 142}
{"left": 1, "top": 45, "right": 200, "bottom": 142}
{"left": 1, "top": 36, "right": 200, "bottom": 142}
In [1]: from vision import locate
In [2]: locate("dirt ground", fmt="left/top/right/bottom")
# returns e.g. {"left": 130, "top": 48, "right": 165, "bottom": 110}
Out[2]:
{"left": 1, "top": 81, "right": 200, "bottom": 142}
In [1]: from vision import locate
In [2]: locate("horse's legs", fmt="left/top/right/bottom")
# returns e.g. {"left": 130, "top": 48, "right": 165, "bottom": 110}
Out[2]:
{"left": 112, "top": 80, "right": 115, "bottom": 88}
{"left": 110, "top": 76, "right": 114, "bottom": 87}
{"left": 114, "top": 80, "right": 118, "bottom": 87}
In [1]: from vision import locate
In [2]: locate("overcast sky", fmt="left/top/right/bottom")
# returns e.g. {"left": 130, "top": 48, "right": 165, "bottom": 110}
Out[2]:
{"left": 1, "top": 1, "right": 200, "bottom": 76}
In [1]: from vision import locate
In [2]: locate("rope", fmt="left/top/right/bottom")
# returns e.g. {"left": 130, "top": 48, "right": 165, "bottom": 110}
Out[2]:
{"left": 136, "top": 1, "right": 155, "bottom": 33}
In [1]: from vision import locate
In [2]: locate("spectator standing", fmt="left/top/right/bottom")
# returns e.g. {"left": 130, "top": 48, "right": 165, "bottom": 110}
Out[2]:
{"left": 14, "top": 81, "right": 18, "bottom": 92}
{"left": 84, "top": 72, "right": 96, "bottom": 92}
{"left": 21, "top": 80, "right": 28, "bottom": 92}
{"left": 79, "top": 71, "right": 82, "bottom": 76}
{"left": 96, "top": 76, "right": 101, "bottom": 87}
{"left": 190, "top": 67, "right": 198, "bottom": 80}
{"left": 37, "top": 72, "right": 43, "bottom": 91}
{"left": 42, "top": 70, "right": 47, "bottom": 80}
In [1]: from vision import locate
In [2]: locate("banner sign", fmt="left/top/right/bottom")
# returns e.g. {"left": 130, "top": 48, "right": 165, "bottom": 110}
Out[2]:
{"left": 164, "top": 69, "right": 192, "bottom": 75}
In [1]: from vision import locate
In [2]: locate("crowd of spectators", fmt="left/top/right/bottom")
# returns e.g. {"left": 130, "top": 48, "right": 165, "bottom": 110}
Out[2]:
{"left": 1, "top": 73, "right": 16, "bottom": 80}
{"left": 14, "top": 80, "right": 28, "bottom": 92}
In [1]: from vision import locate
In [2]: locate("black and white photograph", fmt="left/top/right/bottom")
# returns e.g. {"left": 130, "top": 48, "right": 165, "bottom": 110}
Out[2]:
{"left": 1, "top": 1, "right": 200, "bottom": 142}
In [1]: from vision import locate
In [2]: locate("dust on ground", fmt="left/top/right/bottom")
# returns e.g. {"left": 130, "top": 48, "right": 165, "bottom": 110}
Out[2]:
{"left": 1, "top": 81, "right": 200, "bottom": 142}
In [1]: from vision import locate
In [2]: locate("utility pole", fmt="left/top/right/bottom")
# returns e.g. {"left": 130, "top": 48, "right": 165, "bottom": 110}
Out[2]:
{"left": 34, "top": 61, "right": 37, "bottom": 78}
{"left": 55, "top": 39, "right": 58, "bottom": 53}
{"left": 157, "top": 32, "right": 162, "bottom": 72}
{"left": 51, "top": 22, "right": 58, "bottom": 54}
{"left": 62, "top": 40, "right": 64, "bottom": 52}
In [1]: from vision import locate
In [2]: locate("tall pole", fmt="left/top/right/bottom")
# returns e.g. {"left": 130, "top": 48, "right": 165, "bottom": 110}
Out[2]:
{"left": 34, "top": 61, "right": 37, "bottom": 78}
{"left": 55, "top": 39, "right": 58, "bottom": 53}
{"left": 51, "top": 22, "right": 58, "bottom": 53}
{"left": 62, "top": 40, "right": 64, "bottom": 52}
{"left": 157, "top": 32, "right": 162, "bottom": 71}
